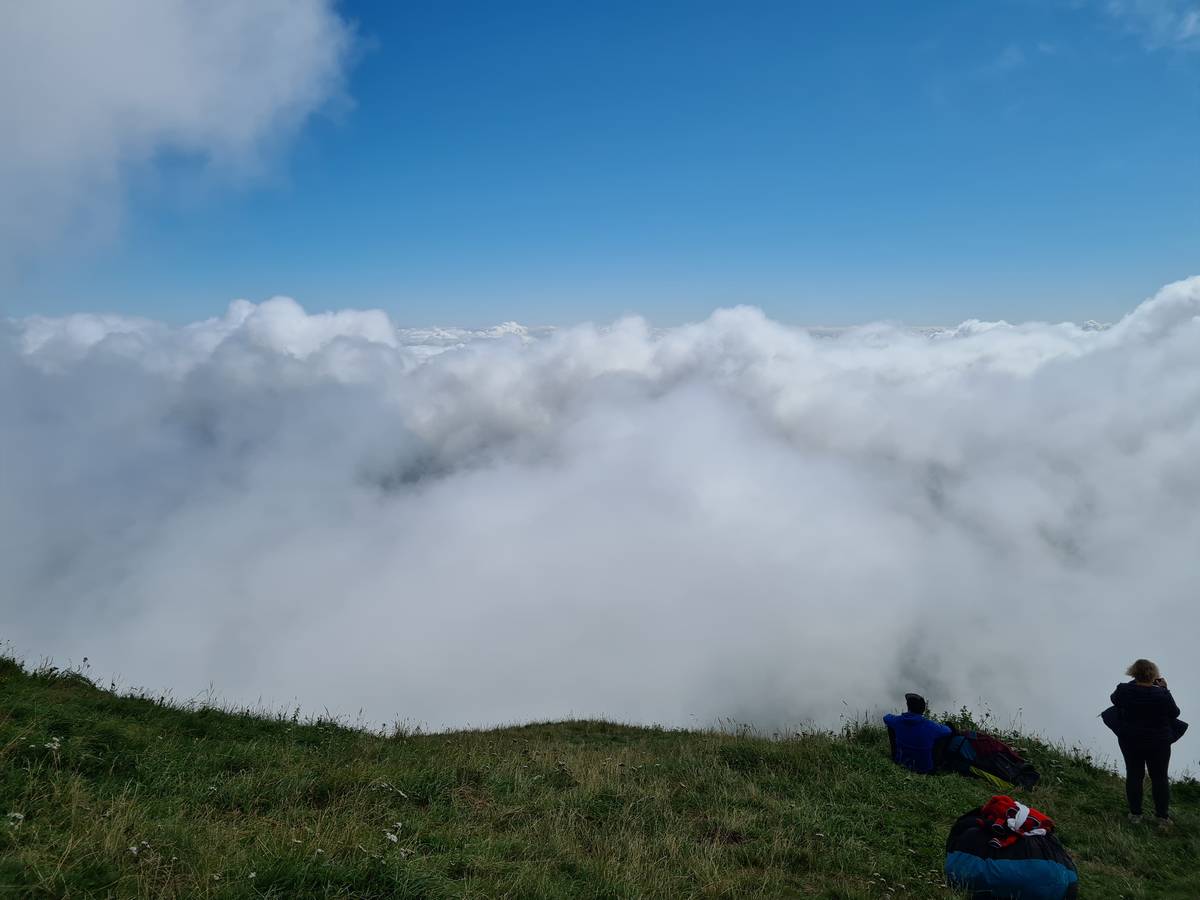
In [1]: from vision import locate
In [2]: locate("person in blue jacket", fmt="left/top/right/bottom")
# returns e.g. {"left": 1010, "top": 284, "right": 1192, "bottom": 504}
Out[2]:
{"left": 884, "top": 692, "right": 952, "bottom": 774}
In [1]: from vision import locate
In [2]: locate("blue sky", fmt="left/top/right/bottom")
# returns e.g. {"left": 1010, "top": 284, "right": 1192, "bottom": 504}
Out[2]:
{"left": 9, "top": 0, "right": 1200, "bottom": 326}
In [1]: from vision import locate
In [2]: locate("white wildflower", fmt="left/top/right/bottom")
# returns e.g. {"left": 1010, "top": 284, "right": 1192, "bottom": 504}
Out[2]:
{"left": 249, "top": 872, "right": 256, "bottom": 879}
{"left": 44, "top": 737, "right": 61, "bottom": 751}
{"left": 129, "top": 846, "right": 139, "bottom": 856}
{"left": 6, "top": 812, "right": 24, "bottom": 827}
{"left": 384, "top": 832, "right": 398, "bottom": 843}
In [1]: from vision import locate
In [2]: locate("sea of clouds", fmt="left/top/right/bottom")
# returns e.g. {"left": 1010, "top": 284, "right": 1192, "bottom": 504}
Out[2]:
{"left": 3, "top": 278, "right": 1198, "bottom": 761}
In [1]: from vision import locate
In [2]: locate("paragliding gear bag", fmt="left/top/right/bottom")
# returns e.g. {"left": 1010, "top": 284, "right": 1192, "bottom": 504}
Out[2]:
{"left": 943, "top": 730, "right": 1040, "bottom": 791}
{"left": 945, "top": 804, "right": 1078, "bottom": 900}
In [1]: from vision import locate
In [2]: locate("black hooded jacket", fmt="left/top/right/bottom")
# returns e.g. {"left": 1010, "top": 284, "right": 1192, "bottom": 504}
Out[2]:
{"left": 1110, "top": 681, "right": 1180, "bottom": 744}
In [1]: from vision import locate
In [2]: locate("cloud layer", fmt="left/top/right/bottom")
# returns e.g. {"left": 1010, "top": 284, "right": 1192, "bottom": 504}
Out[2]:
{"left": 0, "top": 0, "right": 353, "bottom": 271}
{"left": 3, "top": 281, "right": 1200, "bottom": 759}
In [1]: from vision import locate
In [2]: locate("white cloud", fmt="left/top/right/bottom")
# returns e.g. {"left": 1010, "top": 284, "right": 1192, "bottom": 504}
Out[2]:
{"left": 3, "top": 278, "right": 1199, "bottom": 760}
{"left": 1103, "top": 0, "right": 1200, "bottom": 49}
{"left": 0, "top": 0, "right": 353, "bottom": 273}
{"left": 985, "top": 43, "right": 1028, "bottom": 75}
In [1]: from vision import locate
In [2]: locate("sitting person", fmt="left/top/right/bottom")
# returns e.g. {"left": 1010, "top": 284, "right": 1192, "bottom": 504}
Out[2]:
{"left": 884, "top": 692, "right": 952, "bottom": 774}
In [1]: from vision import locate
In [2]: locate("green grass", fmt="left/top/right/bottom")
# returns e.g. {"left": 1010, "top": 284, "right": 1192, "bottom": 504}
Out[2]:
{"left": 1, "top": 656, "right": 1196, "bottom": 899}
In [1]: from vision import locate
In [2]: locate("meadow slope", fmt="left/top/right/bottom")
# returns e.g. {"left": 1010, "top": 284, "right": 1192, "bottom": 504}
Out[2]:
{"left": 1, "top": 658, "right": 1197, "bottom": 899}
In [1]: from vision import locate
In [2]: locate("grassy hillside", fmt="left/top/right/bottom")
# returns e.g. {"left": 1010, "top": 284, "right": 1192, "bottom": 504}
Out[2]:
{"left": 1, "top": 658, "right": 1197, "bottom": 899}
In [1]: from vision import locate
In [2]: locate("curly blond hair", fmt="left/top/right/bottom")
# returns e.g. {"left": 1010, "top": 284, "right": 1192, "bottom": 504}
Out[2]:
{"left": 1126, "top": 659, "right": 1160, "bottom": 683}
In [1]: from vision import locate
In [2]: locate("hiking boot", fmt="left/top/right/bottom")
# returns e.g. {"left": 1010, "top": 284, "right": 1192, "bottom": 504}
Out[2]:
{"left": 1128, "top": 814, "right": 1142, "bottom": 824}
{"left": 1155, "top": 816, "right": 1173, "bottom": 830}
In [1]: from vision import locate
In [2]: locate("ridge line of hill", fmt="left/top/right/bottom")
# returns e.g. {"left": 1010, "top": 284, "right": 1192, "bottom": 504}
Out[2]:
{"left": 2, "top": 656, "right": 1197, "bottom": 898}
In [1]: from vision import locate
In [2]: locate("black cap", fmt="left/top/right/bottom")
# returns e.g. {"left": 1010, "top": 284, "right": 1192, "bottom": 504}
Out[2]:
{"left": 904, "top": 693, "right": 927, "bottom": 714}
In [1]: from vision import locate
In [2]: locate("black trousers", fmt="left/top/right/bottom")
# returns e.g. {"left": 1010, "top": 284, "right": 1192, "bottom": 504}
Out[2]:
{"left": 1118, "top": 737, "right": 1170, "bottom": 817}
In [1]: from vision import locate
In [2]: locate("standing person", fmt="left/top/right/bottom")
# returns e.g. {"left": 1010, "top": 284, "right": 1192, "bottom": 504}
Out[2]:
{"left": 1111, "top": 659, "right": 1180, "bottom": 825}
{"left": 883, "top": 693, "right": 952, "bottom": 774}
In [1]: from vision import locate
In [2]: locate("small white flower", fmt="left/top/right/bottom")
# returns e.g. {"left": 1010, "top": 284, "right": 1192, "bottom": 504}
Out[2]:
{"left": 316, "top": 848, "right": 324, "bottom": 854}
{"left": 384, "top": 832, "right": 398, "bottom": 843}
{"left": 129, "top": 846, "right": 139, "bottom": 856}
{"left": 249, "top": 872, "right": 256, "bottom": 879}
{"left": 5, "top": 812, "right": 24, "bottom": 826}
{"left": 44, "top": 737, "right": 62, "bottom": 751}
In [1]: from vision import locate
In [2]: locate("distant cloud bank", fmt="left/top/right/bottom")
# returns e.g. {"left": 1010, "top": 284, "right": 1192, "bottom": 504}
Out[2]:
{"left": 0, "top": 0, "right": 354, "bottom": 271}
{"left": 3, "top": 278, "right": 1199, "bottom": 755}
